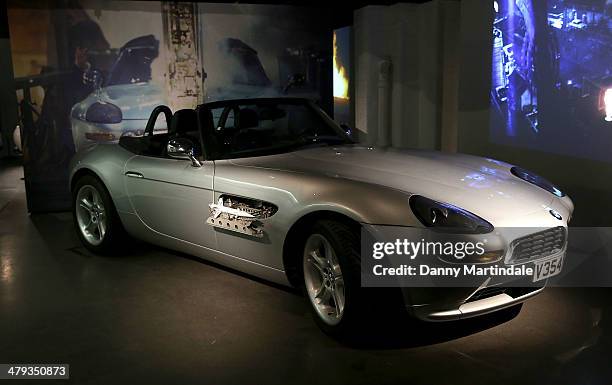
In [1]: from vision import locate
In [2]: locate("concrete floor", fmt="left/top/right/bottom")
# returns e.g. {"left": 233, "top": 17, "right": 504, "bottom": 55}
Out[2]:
{"left": 1, "top": 159, "right": 611, "bottom": 385}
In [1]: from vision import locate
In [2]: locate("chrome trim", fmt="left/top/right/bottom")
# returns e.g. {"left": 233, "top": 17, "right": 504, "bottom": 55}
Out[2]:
{"left": 415, "top": 286, "right": 544, "bottom": 321}
{"left": 125, "top": 171, "right": 144, "bottom": 178}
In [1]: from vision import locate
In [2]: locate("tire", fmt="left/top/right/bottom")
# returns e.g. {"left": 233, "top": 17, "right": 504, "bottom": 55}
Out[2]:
{"left": 302, "top": 220, "right": 365, "bottom": 336}
{"left": 72, "top": 174, "right": 126, "bottom": 254}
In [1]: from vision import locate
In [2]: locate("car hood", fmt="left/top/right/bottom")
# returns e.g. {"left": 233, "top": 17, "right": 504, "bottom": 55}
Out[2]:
{"left": 229, "top": 145, "right": 556, "bottom": 223}
{"left": 103, "top": 82, "right": 165, "bottom": 120}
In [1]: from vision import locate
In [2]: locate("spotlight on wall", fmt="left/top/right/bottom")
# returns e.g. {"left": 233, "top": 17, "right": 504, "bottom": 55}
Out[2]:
{"left": 605, "top": 88, "right": 612, "bottom": 122}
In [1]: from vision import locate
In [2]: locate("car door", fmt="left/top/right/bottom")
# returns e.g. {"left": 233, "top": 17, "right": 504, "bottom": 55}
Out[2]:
{"left": 124, "top": 155, "right": 216, "bottom": 248}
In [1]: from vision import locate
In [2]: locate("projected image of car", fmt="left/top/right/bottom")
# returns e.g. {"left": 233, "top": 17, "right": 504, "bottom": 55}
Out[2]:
{"left": 69, "top": 98, "right": 573, "bottom": 335}
{"left": 206, "top": 38, "right": 323, "bottom": 102}
{"left": 70, "top": 35, "right": 166, "bottom": 152}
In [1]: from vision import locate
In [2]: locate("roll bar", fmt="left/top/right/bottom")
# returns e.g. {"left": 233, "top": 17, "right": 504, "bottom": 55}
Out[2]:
{"left": 144, "top": 105, "right": 173, "bottom": 136}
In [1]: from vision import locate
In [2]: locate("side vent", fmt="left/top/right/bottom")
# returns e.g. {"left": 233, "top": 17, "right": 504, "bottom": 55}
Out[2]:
{"left": 206, "top": 195, "right": 277, "bottom": 238}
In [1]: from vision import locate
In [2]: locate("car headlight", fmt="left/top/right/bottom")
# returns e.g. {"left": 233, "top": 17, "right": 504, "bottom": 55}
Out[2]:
{"left": 409, "top": 195, "right": 493, "bottom": 234}
{"left": 510, "top": 166, "right": 565, "bottom": 197}
{"left": 85, "top": 102, "right": 122, "bottom": 124}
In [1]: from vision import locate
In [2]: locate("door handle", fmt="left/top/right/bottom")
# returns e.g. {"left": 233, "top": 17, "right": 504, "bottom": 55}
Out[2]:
{"left": 125, "top": 171, "right": 144, "bottom": 178}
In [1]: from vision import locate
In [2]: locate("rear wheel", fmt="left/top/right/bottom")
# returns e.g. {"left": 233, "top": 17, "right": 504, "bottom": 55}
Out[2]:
{"left": 73, "top": 175, "right": 125, "bottom": 254}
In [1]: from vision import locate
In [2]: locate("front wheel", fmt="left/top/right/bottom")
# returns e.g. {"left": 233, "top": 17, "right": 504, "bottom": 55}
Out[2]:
{"left": 73, "top": 175, "right": 125, "bottom": 254}
{"left": 302, "top": 220, "right": 363, "bottom": 336}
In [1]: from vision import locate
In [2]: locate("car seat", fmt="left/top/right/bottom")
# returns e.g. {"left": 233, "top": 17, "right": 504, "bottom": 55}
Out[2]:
{"left": 167, "top": 109, "right": 203, "bottom": 157}
{"left": 233, "top": 108, "right": 263, "bottom": 151}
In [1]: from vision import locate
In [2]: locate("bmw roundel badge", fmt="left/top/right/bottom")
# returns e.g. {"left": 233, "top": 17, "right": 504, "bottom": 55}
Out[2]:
{"left": 549, "top": 209, "right": 562, "bottom": 221}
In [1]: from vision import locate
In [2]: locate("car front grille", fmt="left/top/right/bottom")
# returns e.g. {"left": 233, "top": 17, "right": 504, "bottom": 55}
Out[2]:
{"left": 508, "top": 226, "right": 566, "bottom": 263}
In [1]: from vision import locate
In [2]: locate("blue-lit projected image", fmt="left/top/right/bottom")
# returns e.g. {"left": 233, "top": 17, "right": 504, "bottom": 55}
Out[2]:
{"left": 490, "top": 0, "right": 612, "bottom": 162}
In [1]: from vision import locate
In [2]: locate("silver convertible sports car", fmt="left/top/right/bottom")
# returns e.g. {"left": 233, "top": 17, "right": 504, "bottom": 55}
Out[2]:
{"left": 70, "top": 97, "right": 574, "bottom": 335}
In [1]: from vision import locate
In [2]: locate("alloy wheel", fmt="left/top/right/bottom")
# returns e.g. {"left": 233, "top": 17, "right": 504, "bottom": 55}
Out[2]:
{"left": 303, "top": 233, "right": 346, "bottom": 325}
{"left": 75, "top": 185, "right": 107, "bottom": 246}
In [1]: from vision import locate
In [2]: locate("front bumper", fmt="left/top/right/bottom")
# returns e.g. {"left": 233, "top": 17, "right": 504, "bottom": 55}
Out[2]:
{"left": 362, "top": 217, "right": 568, "bottom": 322}
{"left": 405, "top": 285, "right": 544, "bottom": 321}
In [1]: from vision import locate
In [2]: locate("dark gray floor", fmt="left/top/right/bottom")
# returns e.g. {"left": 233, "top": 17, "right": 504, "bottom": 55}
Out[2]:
{"left": 1, "top": 159, "right": 611, "bottom": 385}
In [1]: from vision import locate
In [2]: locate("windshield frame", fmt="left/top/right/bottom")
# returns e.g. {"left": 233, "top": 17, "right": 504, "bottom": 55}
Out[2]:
{"left": 201, "top": 98, "right": 354, "bottom": 160}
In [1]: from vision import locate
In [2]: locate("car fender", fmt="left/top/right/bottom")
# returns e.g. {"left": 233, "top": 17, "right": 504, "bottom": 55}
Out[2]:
{"left": 69, "top": 144, "right": 135, "bottom": 214}
{"left": 286, "top": 178, "right": 419, "bottom": 227}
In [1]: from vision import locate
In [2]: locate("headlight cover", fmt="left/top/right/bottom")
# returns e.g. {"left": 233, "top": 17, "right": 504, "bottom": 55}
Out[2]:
{"left": 409, "top": 195, "right": 493, "bottom": 234}
{"left": 85, "top": 102, "right": 122, "bottom": 124}
{"left": 510, "top": 166, "right": 565, "bottom": 197}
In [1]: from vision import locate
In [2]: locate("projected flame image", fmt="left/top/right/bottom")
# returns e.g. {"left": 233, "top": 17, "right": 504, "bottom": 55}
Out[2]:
{"left": 333, "top": 31, "right": 349, "bottom": 100}
{"left": 332, "top": 26, "right": 351, "bottom": 124}
{"left": 490, "top": 0, "right": 612, "bottom": 163}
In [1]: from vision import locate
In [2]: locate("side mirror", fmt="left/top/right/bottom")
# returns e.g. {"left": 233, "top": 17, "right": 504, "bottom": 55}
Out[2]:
{"left": 167, "top": 138, "right": 202, "bottom": 167}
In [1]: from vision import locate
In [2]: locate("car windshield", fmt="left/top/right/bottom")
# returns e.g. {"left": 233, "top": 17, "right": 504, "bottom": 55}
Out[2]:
{"left": 209, "top": 100, "right": 352, "bottom": 159}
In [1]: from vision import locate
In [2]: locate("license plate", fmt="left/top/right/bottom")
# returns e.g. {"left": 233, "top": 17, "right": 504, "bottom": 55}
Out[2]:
{"left": 532, "top": 254, "right": 564, "bottom": 282}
